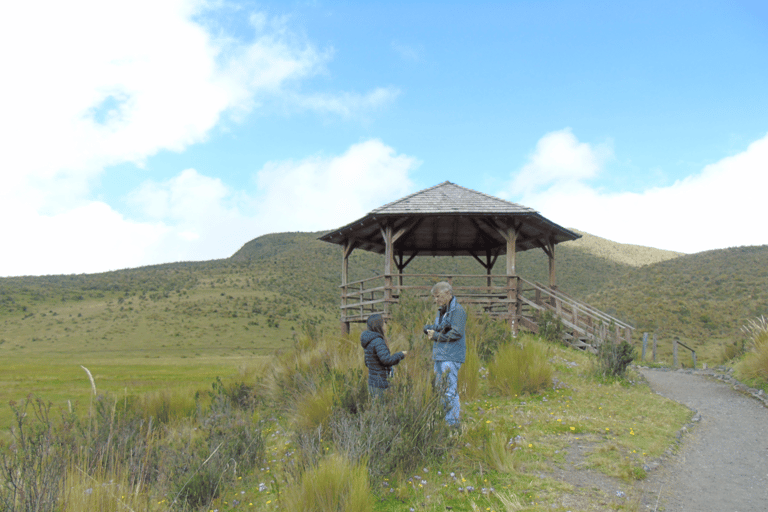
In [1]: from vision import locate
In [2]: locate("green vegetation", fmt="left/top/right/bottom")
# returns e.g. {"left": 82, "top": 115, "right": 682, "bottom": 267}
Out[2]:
{"left": 1, "top": 228, "right": 765, "bottom": 510}
{"left": 488, "top": 335, "right": 553, "bottom": 396}
{"left": 735, "top": 316, "right": 768, "bottom": 389}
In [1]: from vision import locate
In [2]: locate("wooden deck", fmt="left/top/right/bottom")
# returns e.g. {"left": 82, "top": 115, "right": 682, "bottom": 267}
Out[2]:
{"left": 340, "top": 273, "right": 633, "bottom": 349}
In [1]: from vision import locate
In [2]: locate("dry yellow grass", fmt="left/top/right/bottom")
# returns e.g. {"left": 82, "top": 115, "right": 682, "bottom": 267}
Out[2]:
{"left": 566, "top": 229, "right": 684, "bottom": 267}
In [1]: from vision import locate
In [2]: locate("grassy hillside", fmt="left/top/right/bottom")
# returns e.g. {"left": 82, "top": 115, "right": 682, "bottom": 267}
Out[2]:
{"left": 2, "top": 229, "right": 766, "bottom": 422}
{"left": 582, "top": 244, "right": 768, "bottom": 363}
{"left": 567, "top": 229, "right": 684, "bottom": 267}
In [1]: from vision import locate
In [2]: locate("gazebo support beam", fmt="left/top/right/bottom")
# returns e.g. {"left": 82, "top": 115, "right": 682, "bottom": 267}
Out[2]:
{"left": 341, "top": 240, "right": 357, "bottom": 334}
{"left": 380, "top": 224, "right": 394, "bottom": 317}
{"left": 540, "top": 239, "right": 557, "bottom": 289}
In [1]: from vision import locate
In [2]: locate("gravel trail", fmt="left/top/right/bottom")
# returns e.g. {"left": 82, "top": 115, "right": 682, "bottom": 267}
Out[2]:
{"left": 638, "top": 369, "right": 768, "bottom": 511}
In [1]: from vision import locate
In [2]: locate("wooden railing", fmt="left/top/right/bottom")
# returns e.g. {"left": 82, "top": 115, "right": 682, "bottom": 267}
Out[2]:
{"left": 516, "top": 277, "right": 633, "bottom": 346}
{"left": 340, "top": 273, "right": 633, "bottom": 347}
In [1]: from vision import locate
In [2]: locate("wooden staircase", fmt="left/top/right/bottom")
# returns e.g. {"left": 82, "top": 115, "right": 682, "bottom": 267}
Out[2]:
{"left": 516, "top": 277, "right": 633, "bottom": 353}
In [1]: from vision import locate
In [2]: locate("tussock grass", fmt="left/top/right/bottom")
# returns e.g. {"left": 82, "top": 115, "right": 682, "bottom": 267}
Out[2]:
{"left": 459, "top": 339, "right": 481, "bottom": 402}
{"left": 281, "top": 453, "right": 373, "bottom": 512}
{"left": 131, "top": 388, "right": 197, "bottom": 424}
{"left": 488, "top": 334, "right": 553, "bottom": 396}
{"left": 736, "top": 316, "right": 768, "bottom": 385}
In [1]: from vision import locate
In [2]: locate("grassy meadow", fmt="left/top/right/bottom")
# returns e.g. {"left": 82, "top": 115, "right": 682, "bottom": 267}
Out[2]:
{"left": 1, "top": 229, "right": 766, "bottom": 511}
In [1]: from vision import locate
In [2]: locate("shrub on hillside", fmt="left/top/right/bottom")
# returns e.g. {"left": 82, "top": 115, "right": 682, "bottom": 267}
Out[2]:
{"left": 488, "top": 335, "right": 553, "bottom": 396}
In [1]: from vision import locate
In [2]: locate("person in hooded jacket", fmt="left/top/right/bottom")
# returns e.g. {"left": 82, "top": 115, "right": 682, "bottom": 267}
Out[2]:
{"left": 360, "top": 314, "right": 407, "bottom": 398}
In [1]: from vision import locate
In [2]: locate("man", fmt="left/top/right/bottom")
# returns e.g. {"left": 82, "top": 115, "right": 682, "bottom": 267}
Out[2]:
{"left": 424, "top": 281, "right": 466, "bottom": 427}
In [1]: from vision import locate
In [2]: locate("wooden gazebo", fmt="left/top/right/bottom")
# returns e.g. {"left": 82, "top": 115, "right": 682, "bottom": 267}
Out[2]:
{"left": 320, "top": 181, "right": 632, "bottom": 347}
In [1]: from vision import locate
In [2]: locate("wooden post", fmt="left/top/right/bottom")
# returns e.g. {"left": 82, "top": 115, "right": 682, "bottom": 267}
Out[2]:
{"left": 653, "top": 333, "right": 657, "bottom": 362}
{"left": 505, "top": 227, "right": 518, "bottom": 333}
{"left": 692, "top": 350, "right": 697, "bottom": 370}
{"left": 547, "top": 240, "right": 556, "bottom": 289}
{"left": 673, "top": 337, "right": 678, "bottom": 368}
{"left": 382, "top": 224, "right": 394, "bottom": 318}
{"left": 642, "top": 332, "right": 648, "bottom": 361}
{"left": 341, "top": 241, "right": 354, "bottom": 335}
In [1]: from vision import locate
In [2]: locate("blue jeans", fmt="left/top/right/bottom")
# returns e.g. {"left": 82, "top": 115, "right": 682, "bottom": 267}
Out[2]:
{"left": 434, "top": 361, "right": 462, "bottom": 426}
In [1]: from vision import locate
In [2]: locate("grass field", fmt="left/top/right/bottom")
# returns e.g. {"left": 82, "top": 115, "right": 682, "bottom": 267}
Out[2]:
{"left": 2, "top": 232, "right": 763, "bottom": 510}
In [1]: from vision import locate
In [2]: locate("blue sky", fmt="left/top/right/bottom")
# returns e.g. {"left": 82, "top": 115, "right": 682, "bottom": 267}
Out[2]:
{"left": 2, "top": 0, "right": 767, "bottom": 276}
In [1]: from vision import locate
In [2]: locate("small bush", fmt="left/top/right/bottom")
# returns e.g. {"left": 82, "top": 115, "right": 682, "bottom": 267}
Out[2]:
{"left": 537, "top": 310, "right": 564, "bottom": 343}
{"left": 326, "top": 369, "right": 453, "bottom": 478}
{"left": 594, "top": 340, "right": 636, "bottom": 378}
{"left": 0, "top": 397, "right": 67, "bottom": 512}
{"left": 281, "top": 453, "right": 373, "bottom": 512}
{"left": 488, "top": 335, "right": 553, "bottom": 396}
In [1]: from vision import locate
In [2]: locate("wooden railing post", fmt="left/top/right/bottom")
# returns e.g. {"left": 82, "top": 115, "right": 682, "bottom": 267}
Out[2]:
{"left": 642, "top": 332, "right": 648, "bottom": 361}
{"left": 673, "top": 337, "right": 679, "bottom": 368}
{"left": 653, "top": 333, "right": 657, "bottom": 362}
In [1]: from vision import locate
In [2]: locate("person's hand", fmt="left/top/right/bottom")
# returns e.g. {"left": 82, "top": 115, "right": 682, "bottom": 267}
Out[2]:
{"left": 426, "top": 329, "right": 435, "bottom": 340}
{"left": 402, "top": 350, "right": 408, "bottom": 356}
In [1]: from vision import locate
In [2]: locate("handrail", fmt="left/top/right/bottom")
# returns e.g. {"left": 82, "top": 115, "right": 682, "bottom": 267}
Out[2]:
{"left": 341, "top": 273, "right": 515, "bottom": 288}
{"left": 338, "top": 272, "right": 633, "bottom": 348}
{"left": 522, "top": 278, "right": 632, "bottom": 330}
{"left": 536, "top": 282, "right": 633, "bottom": 330}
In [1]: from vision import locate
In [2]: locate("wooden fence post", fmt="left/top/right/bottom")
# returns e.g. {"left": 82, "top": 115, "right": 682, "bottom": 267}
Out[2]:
{"left": 642, "top": 332, "right": 648, "bottom": 361}
{"left": 652, "top": 333, "right": 657, "bottom": 362}
{"left": 673, "top": 337, "right": 679, "bottom": 368}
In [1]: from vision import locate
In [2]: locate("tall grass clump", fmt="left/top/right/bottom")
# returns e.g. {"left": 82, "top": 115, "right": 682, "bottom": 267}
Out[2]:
{"left": 458, "top": 340, "right": 481, "bottom": 402}
{"left": 488, "top": 335, "right": 553, "bottom": 396}
{"left": 132, "top": 388, "right": 197, "bottom": 424}
{"left": 736, "top": 315, "right": 768, "bottom": 384}
{"left": 281, "top": 453, "right": 373, "bottom": 512}
{"left": 462, "top": 421, "right": 518, "bottom": 473}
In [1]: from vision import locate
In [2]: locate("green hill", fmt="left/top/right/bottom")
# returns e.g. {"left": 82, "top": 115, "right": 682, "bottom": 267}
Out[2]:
{"left": 2, "top": 229, "right": 766, "bottom": 363}
{"left": 583, "top": 244, "right": 768, "bottom": 339}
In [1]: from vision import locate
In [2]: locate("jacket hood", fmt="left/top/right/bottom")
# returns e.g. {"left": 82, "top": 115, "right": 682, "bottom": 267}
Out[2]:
{"left": 360, "top": 330, "right": 381, "bottom": 349}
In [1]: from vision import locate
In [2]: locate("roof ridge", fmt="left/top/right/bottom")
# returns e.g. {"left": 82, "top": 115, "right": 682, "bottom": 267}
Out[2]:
{"left": 371, "top": 181, "right": 453, "bottom": 212}
{"left": 371, "top": 181, "right": 536, "bottom": 214}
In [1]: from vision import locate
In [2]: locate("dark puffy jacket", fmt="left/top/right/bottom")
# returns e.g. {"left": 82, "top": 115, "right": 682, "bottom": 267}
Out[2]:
{"left": 360, "top": 330, "right": 405, "bottom": 389}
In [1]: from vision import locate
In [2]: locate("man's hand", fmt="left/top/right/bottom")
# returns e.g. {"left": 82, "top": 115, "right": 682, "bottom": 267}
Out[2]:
{"left": 426, "top": 329, "right": 435, "bottom": 340}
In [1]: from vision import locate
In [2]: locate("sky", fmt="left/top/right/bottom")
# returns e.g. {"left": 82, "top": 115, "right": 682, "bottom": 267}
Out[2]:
{"left": 2, "top": 0, "right": 768, "bottom": 277}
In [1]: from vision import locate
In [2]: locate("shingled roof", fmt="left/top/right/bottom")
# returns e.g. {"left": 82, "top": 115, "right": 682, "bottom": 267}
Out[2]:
{"left": 371, "top": 181, "right": 537, "bottom": 215}
{"left": 320, "top": 181, "right": 579, "bottom": 256}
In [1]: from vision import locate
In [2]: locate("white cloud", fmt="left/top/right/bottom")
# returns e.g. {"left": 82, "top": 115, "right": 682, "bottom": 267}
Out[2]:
{"left": 287, "top": 87, "right": 401, "bottom": 118}
{"left": 504, "top": 131, "right": 768, "bottom": 253}
{"left": 0, "top": 1, "right": 403, "bottom": 276}
{"left": 253, "top": 139, "right": 419, "bottom": 233}
{"left": 508, "top": 128, "right": 612, "bottom": 196}
{"left": 0, "top": 140, "right": 418, "bottom": 276}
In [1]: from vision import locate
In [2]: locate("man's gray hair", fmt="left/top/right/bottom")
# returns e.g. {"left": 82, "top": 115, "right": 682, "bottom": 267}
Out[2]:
{"left": 431, "top": 281, "right": 453, "bottom": 295}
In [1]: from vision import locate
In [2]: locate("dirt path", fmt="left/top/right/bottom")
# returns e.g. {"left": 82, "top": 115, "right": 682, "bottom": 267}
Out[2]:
{"left": 637, "top": 369, "right": 768, "bottom": 511}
